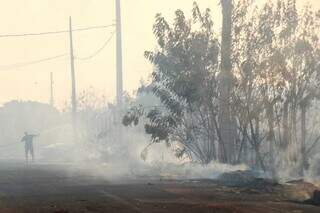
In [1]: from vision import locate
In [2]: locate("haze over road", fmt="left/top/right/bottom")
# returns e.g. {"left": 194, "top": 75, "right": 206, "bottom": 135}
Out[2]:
{"left": 0, "top": 161, "right": 319, "bottom": 213}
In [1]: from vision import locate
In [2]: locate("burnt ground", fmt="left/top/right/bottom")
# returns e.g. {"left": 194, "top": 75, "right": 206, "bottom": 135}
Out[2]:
{"left": 0, "top": 161, "right": 319, "bottom": 213}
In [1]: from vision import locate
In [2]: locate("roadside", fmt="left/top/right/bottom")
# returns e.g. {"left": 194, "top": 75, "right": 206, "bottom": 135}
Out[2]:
{"left": 0, "top": 161, "right": 319, "bottom": 213}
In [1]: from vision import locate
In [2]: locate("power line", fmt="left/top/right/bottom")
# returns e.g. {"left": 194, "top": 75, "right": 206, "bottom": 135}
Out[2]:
{"left": 0, "top": 24, "right": 115, "bottom": 70}
{"left": 0, "top": 30, "right": 115, "bottom": 71}
{"left": 0, "top": 24, "right": 115, "bottom": 38}
{"left": 72, "top": 25, "right": 115, "bottom": 33}
{"left": 75, "top": 31, "right": 115, "bottom": 61}
{"left": 0, "top": 54, "right": 67, "bottom": 71}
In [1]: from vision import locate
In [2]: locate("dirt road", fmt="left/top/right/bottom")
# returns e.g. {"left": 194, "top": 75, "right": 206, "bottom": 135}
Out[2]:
{"left": 0, "top": 161, "right": 318, "bottom": 213}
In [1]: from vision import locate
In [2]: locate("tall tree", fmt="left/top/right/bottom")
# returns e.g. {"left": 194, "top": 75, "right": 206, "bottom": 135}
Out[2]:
{"left": 125, "top": 3, "right": 222, "bottom": 164}
{"left": 218, "top": 0, "right": 236, "bottom": 163}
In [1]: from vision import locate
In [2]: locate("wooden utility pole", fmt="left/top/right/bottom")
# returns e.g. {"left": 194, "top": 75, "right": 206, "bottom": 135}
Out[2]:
{"left": 50, "top": 72, "right": 54, "bottom": 107}
{"left": 115, "top": 0, "right": 123, "bottom": 107}
{"left": 69, "top": 16, "right": 77, "bottom": 140}
{"left": 115, "top": 0, "right": 125, "bottom": 150}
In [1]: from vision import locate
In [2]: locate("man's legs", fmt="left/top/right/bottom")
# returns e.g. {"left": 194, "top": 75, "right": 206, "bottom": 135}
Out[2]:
{"left": 30, "top": 143, "right": 34, "bottom": 162}
{"left": 25, "top": 145, "right": 29, "bottom": 163}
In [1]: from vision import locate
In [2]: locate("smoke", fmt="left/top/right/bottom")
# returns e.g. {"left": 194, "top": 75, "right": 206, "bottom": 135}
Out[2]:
{"left": 4, "top": 99, "right": 317, "bottom": 183}
{"left": 38, "top": 124, "right": 248, "bottom": 181}
{"left": 19, "top": 112, "right": 247, "bottom": 181}
{"left": 306, "top": 154, "right": 320, "bottom": 185}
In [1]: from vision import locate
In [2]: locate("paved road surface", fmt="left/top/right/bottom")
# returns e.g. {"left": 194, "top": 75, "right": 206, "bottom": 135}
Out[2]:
{"left": 0, "top": 161, "right": 319, "bottom": 213}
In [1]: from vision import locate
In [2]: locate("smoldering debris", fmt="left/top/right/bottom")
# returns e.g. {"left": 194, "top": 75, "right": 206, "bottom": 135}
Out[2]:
{"left": 216, "top": 170, "right": 280, "bottom": 193}
{"left": 304, "top": 190, "right": 320, "bottom": 206}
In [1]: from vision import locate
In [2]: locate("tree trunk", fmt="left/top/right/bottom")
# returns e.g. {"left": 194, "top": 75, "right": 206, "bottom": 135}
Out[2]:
{"left": 218, "top": 0, "right": 236, "bottom": 164}
{"left": 254, "top": 117, "right": 260, "bottom": 169}
{"left": 282, "top": 100, "right": 289, "bottom": 149}
{"left": 266, "top": 103, "right": 276, "bottom": 176}
{"left": 290, "top": 102, "right": 298, "bottom": 163}
{"left": 300, "top": 103, "right": 307, "bottom": 176}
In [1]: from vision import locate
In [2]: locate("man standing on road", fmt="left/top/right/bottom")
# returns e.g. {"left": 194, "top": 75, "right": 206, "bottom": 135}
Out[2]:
{"left": 21, "top": 132, "right": 39, "bottom": 163}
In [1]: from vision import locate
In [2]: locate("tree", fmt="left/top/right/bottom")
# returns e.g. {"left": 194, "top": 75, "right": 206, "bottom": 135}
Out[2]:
{"left": 124, "top": 3, "right": 221, "bottom": 164}
{"left": 218, "top": 0, "right": 237, "bottom": 164}
{"left": 123, "top": 1, "right": 320, "bottom": 179}
{"left": 231, "top": 0, "right": 320, "bottom": 176}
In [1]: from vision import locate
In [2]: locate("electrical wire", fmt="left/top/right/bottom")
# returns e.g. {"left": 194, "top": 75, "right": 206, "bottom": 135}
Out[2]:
{"left": 0, "top": 31, "right": 115, "bottom": 70}
{"left": 75, "top": 31, "right": 115, "bottom": 61}
{"left": 0, "top": 24, "right": 115, "bottom": 70}
{"left": 0, "top": 24, "right": 115, "bottom": 38}
{"left": 0, "top": 54, "right": 68, "bottom": 71}
{"left": 72, "top": 25, "right": 115, "bottom": 33}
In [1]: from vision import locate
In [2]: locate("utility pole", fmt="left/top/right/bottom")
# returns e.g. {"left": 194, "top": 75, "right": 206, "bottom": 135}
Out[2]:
{"left": 69, "top": 16, "right": 77, "bottom": 141}
{"left": 115, "top": 0, "right": 123, "bottom": 107}
{"left": 115, "top": 0, "right": 125, "bottom": 152}
{"left": 50, "top": 72, "right": 54, "bottom": 107}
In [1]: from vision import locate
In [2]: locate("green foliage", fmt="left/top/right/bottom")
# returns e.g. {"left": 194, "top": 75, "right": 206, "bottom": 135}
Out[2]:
{"left": 122, "top": 105, "right": 144, "bottom": 127}
{"left": 141, "top": 2, "right": 221, "bottom": 163}
{"left": 124, "top": 0, "right": 320, "bottom": 172}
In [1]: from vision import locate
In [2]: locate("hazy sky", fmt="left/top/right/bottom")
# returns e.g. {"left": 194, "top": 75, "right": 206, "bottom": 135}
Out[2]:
{"left": 0, "top": 0, "right": 319, "bottom": 109}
